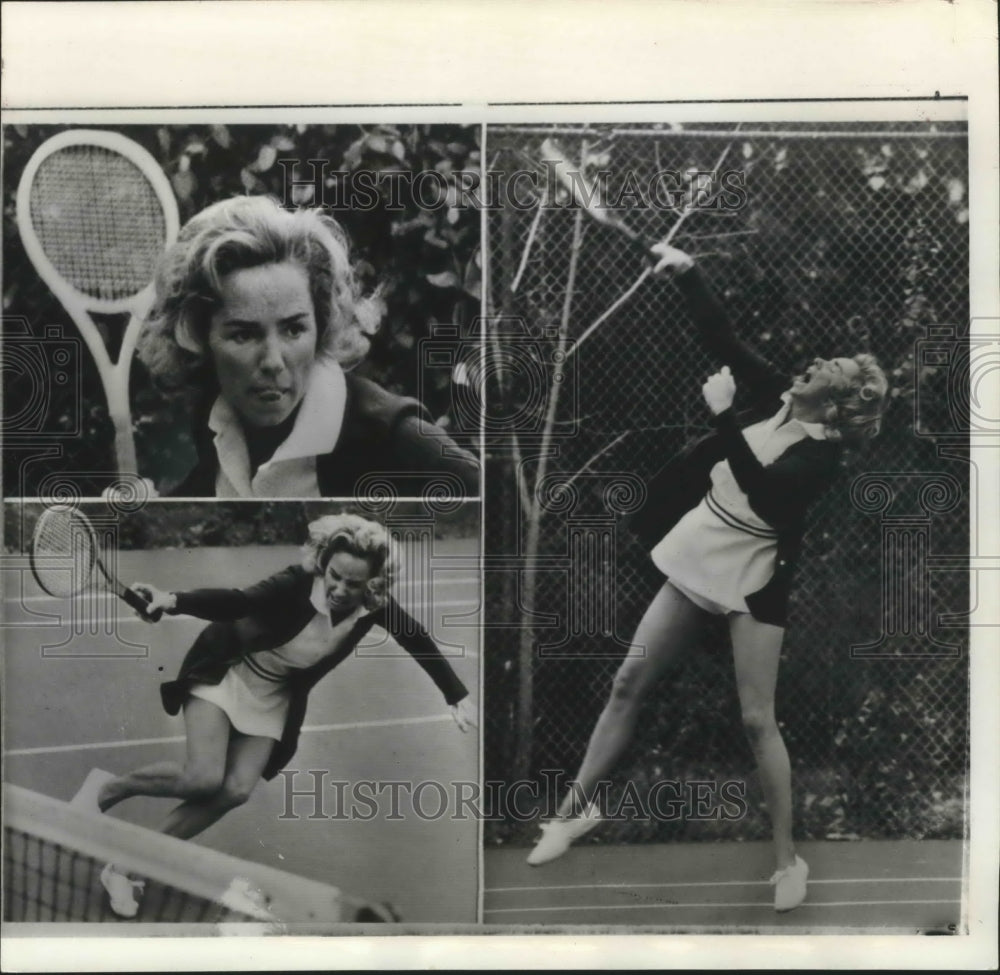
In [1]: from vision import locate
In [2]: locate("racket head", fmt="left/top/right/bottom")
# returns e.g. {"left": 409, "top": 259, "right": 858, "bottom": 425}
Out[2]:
{"left": 540, "top": 137, "right": 647, "bottom": 247}
{"left": 30, "top": 506, "right": 98, "bottom": 598}
{"left": 16, "top": 129, "right": 180, "bottom": 314}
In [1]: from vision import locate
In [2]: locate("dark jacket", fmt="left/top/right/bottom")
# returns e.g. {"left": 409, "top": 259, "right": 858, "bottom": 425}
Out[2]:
{"left": 170, "top": 374, "right": 479, "bottom": 498}
{"left": 626, "top": 266, "right": 842, "bottom": 626}
{"left": 159, "top": 565, "right": 469, "bottom": 780}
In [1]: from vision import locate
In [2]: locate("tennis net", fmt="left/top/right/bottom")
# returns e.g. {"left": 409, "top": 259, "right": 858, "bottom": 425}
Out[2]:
{"left": 3, "top": 783, "right": 397, "bottom": 931}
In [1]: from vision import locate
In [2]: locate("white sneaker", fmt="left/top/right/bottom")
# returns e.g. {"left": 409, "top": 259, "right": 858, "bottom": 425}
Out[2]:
{"left": 100, "top": 863, "right": 145, "bottom": 918}
{"left": 770, "top": 855, "right": 808, "bottom": 912}
{"left": 526, "top": 804, "right": 602, "bottom": 866}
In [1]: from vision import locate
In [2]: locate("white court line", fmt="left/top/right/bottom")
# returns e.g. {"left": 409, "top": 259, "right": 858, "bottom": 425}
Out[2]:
{"left": 484, "top": 899, "right": 961, "bottom": 915}
{"left": 4, "top": 714, "right": 451, "bottom": 757}
{"left": 487, "top": 877, "right": 963, "bottom": 893}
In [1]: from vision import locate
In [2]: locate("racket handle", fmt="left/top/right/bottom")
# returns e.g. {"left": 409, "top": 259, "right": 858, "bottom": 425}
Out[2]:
{"left": 121, "top": 586, "right": 163, "bottom": 622}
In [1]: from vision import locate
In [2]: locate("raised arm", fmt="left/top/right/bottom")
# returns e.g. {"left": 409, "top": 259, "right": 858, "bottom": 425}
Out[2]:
{"left": 652, "top": 244, "right": 788, "bottom": 399}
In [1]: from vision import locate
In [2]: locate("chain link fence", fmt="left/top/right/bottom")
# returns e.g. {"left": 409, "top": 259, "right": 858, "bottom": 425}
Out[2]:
{"left": 484, "top": 122, "right": 970, "bottom": 845}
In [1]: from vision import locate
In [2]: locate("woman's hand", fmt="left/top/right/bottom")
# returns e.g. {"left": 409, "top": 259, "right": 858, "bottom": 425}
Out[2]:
{"left": 449, "top": 698, "right": 477, "bottom": 734}
{"left": 702, "top": 366, "right": 737, "bottom": 415}
{"left": 130, "top": 583, "right": 176, "bottom": 623}
{"left": 649, "top": 242, "right": 695, "bottom": 277}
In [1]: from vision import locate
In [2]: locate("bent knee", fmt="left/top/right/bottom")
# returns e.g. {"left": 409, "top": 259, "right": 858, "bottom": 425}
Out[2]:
{"left": 740, "top": 705, "right": 778, "bottom": 742}
{"left": 180, "top": 767, "right": 225, "bottom": 800}
{"left": 218, "top": 778, "right": 257, "bottom": 808}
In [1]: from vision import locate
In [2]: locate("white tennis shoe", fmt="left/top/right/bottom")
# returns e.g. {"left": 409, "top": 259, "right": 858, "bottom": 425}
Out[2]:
{"left": 526, "top": 804, "right": 602, "bottom": 866}
{"left": 770, "top": 855, "right": 808, "bottom": 912}
{"left": 100, "top": 863, "right": 145, "bottom": 918}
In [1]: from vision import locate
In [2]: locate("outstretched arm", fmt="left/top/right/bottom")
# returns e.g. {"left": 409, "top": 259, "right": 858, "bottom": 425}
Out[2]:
{"left": 379, "top": 598, "right": 470, "bottom": 707}
{"left": 652, "top": 244, "right": 788, "bottom": 399}
{"left": 131, "top": 566, "right": 306, "bottom": 623}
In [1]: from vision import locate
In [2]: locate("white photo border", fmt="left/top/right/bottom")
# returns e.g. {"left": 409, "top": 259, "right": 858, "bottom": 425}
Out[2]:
{"left": 1, "top": 0, "right": 997, "bottom": 971}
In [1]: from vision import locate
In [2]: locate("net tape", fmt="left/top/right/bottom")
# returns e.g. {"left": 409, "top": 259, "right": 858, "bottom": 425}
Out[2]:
{"left": 2, "top": 784, "right": 356, "bottom": 929}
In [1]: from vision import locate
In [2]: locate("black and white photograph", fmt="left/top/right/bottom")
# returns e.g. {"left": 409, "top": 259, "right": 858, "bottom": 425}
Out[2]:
{"left": 3, "top": 123, "right": 482, "bottom": 500}
{"left": 482, "top": 117, "right": 972, "bottom": 931}
{"left": 1, "top": 0, "right": 997, "bottom": 971}
{"left": 2, "top": 499, "right": 481, "bottom": 928}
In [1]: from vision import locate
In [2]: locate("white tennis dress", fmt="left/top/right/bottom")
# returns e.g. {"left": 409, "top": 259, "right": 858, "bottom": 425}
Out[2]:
{"left": 652, "top": 394, "right": 827, "bottom": 615}
{"left": 189, "top": 577, "right": 365, "bottom": 740}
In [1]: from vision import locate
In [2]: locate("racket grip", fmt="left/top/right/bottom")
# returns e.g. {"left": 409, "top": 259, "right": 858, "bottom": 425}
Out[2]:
{"left": 122, "top": 586, "right": 163, "bottom": 622}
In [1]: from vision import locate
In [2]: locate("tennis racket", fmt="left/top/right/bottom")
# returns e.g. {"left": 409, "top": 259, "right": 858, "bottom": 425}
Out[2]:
{"left": 16, "top": 130, "right": 180, "bottom": 475}
{"left": 540, "top": 137, "right": 660, "bottom": 262}
{"left": 30, "top": 506, "right": 161, "bottom": 620}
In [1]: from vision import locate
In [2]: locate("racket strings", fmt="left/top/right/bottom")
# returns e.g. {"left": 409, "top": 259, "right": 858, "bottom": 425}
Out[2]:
{"left": 29, "top": 145, "right": 168, "bottom": 301}
{"left": 31, "top": 510, "right": 97, "bottom": 598}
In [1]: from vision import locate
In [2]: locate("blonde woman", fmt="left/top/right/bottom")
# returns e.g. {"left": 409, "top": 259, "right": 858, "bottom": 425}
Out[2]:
{"left": 97, "top": 513, "right": 474, "bottom": 916}
{"left": 139, "top": 196, "right": 478, "bottom": 497}
{"left": 527, "top": 245, "right": 888, "bottom": 914}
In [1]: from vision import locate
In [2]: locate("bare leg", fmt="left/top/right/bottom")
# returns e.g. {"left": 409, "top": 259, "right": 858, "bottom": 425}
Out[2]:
{"left": 556, "top": 581, "right": 704, "bottom": 818}
{"left": 729, "top": 612, "right": 795, "bottom": 870}
{"left": 98, "top": 698, "right": 231, "bottom": 812}
{"left": 158, "top": 732, "right": 275, "bottom": 841}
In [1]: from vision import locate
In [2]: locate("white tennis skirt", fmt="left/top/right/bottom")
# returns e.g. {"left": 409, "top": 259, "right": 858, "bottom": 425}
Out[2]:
{"left": 651, "top": 495, "right": 777, "bottom": 615}
{"left": 188, "top": 666, "right": 290, "bottom": 741}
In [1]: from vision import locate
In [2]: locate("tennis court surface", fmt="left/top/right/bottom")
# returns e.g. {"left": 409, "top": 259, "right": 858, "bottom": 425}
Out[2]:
{"left": 485, "top": 839, "right": 964, "bottom": 932}
{"left": 3, "top": 540, "right": 480, "bottom": 928}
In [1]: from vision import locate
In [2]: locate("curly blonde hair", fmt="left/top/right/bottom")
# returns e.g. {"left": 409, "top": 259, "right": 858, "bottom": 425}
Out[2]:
{"left": 822, "top": 353, "right": 889, "bottom": 442}
{"left": 300, "top": 513, "right": 398, "bottom": 611}
{"left": 137, "top": 196, "right": 384, "bottom": 396}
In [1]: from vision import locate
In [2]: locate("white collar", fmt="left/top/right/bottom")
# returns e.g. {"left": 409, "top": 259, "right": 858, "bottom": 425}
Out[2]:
{"left": 778, "top": 391, "right": 828, "bottom": 441}
{"left": 207, "top": 358, "right": 348, "bottom": 493}
{"left": 310, "top": 575, "right": 329, "bottom": 614}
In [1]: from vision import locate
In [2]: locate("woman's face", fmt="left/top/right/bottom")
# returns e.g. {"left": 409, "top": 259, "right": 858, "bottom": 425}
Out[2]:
{"left": 790, "top": 356, "right": 860, "bottom": 403}
{"left": 206, "top": 261, "right": 318, "bottom": 428}
{"left": 322, "top": 550, "right": 375, "bottom": 614}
